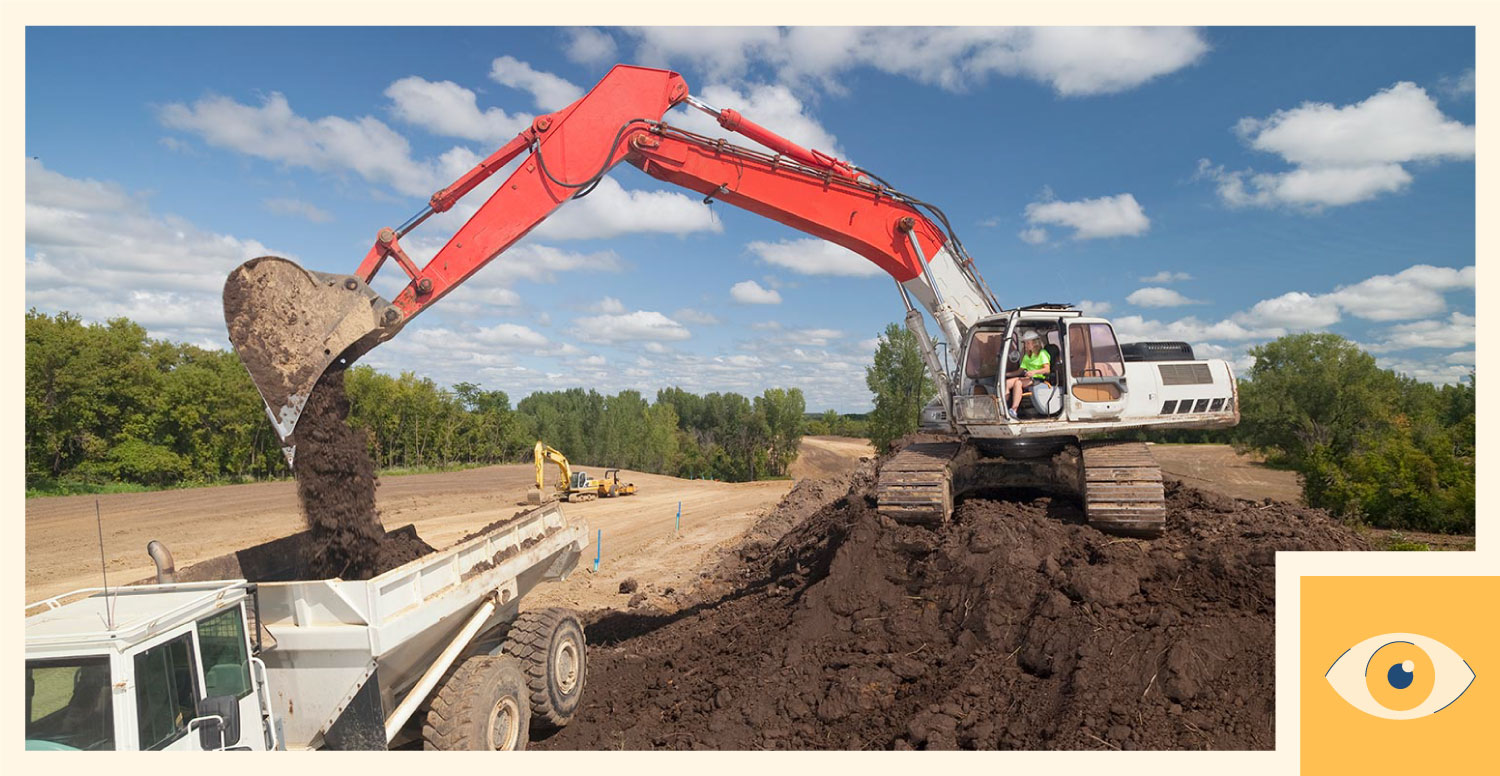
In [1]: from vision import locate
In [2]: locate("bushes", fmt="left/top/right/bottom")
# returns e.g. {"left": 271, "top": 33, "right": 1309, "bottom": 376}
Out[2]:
{"left": 1236, "top": 334, "right": 1474, "bottom": 533}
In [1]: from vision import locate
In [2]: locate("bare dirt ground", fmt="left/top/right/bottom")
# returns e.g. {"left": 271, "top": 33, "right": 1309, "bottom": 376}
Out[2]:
{"left": 789, "top": 436, "right": 874, "bottom": 480}
{"left": 1151, "top": 443, "right": 1303, "bottom": 503}
{"left": 25, "top": 464, "right": 791, "bottom": 605}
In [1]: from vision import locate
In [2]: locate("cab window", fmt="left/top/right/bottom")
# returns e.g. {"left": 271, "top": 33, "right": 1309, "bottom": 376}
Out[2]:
{"left": 198, "top": 606, "right": 252, "bottom": 699}
{"left": 134, "top": 633, "right": 200, "bottom": 750}
{"left": 1069, "top": 324, "right": 1124, "bottom": 378}
{"left": 25, "top": 656, "right": 115, "bottom": 750}
{"left": 964, "top": 330, "right": 1005, "bottom": 392}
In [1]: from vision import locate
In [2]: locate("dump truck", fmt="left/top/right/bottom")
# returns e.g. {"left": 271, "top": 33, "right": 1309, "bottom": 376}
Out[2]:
{"left": 24, "top": 503, "right": 588, "bottom": 751}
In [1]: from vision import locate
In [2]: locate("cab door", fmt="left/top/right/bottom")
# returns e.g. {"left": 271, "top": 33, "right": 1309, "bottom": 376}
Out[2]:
{"left": 1063, "top": 320, "right": 1127, "bottom": 421}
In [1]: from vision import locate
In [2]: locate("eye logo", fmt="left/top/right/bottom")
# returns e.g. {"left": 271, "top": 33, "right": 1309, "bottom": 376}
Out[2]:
{"left": 1325, "top": 633, "right": 1476, "bottom": 719}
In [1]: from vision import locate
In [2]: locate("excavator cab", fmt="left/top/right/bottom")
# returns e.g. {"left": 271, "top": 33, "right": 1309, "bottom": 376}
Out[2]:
{"left": 223, "top": 256, "right": 407, "bottom": 460}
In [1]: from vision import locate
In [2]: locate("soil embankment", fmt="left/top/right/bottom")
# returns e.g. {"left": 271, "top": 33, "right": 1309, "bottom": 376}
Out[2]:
{"left": 538, "top": 464, "right": 1367, "bottom": 750}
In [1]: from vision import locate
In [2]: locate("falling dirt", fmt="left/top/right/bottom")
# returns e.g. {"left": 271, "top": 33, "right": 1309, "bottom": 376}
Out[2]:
{"left": 294, "top": 369, "right": 431, "bottom": 579}
{"left": 536, "top": 464, "right": 1369, "bottom": 751}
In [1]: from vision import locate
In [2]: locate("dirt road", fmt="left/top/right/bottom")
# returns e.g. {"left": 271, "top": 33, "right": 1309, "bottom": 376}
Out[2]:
{"left": 789, "top": 436, "right": 874, "bottom": 480}
{"left": 1151, "top": 443, "right": 1302, "bottom": 503}
{"left": 25, "top": 464, "right": 792, "bottom": 605}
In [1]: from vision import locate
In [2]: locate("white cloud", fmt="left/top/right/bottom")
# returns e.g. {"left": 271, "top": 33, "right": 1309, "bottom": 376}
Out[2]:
{"left": 1374, "top": 356, "right": 1476, "bottom": 386}
{"left": 564, "top": 27, "right": 618, "bottom": 65}
{"left": 595, "top": 296, "right": 626, "bottom": 314}
{"left": 159, "top": 92, "right": 474, "bottom": 197}
{"left": 574, "top": 310, "right": 691, "bottom": 342}
{"left": 1201, "top": 82, "right": 1475, "bottom": 209}
{"left": 1126, "top": 287, "right": 1200, "bottom": 308}
{"left": 745, "top": 238, "right": 881, "bottom": 277}
{"left": 1438, "top": 68, "right": 1475, "bottom": 100}
{"left": 1233, "top": 291, "right": 1342, "bottom": 330}
{"left": 1018, "top": 226, "right": 1049, "bottom": 245}
{"left": 1325, "top": 264, "right": 1475, "bottom": 321}
{"left": 471, "top": 322, "right": 549, "bottom": 349}
{"left": 384, "top": 76, "right": 531, "bottom": 144}
{"left": 730, "top": 280, "right": 782, "bottom": 304}
{"left": 1366, "top": 312, "right": 1476, "bottom": 352}
{"left": 670, "top": 82, "right": 843, "bottom": 158}
{"left": 627, "top": 27, "right": 1207, "bottom": 97}
{"left": 488, "top": 55, "right": 585, "bottom": 111}
{"left": 673, "top": 308, "right": 721, "bottom": 325}
{"left": 1023, "top": 193, "right": 1149, "bottom": 240}
{"left": 1445, "top": 350, "right": 1475, "bottom": 365}
{"left": 1140, "top": 270, "right": 1191, "bottom": 283}
{"left": 1075, "top": 299, "right": 1112, "bottom": 315}
{"left": 25, "top": 160, "right": 275, "bottom": 344}
{"left": 530, "top": 176, "right": 722, "bottom": 240}
{"left": 263, "top": 197, "right": 332, "bottom": 223}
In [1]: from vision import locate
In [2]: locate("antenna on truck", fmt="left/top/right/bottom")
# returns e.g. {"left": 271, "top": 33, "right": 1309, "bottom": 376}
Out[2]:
{"left": 95, "top": 499, "right": 115, "bottom": 629}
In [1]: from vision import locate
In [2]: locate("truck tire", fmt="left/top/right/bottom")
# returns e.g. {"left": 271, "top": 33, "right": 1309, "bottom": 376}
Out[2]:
{"left": 422, "top": 655, "right": 531, "bottom": 751}
{"left": 501, "top": 607, "right": 587, "bottom": 730}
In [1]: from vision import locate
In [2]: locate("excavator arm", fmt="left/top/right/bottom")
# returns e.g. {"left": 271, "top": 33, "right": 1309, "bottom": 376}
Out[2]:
{"left": 225, "top": 64, "right": 998, "bottom": 456}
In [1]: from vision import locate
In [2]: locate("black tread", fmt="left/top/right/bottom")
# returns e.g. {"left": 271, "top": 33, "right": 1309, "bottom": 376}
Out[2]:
{"left": 501, "top": 607, "right": 586, "bottom": 730}
{"left": 422, "top": 655, "right": 530, "bottom": 750}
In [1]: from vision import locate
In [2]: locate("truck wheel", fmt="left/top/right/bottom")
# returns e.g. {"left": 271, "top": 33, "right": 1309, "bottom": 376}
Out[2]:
{"left": 502, "top": 608, "right": 586, "bottom": 730}
{"left": 423, "top": 655, "right": 531, "bottom": 750}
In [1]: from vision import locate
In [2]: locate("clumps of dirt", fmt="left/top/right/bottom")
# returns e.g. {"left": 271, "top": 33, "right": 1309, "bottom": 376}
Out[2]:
{"left": 535, "top": 473, "right": 1367, "bottom": 751}
{"left": 294, "top": 369, "right": 431, "bottom": 579}
{"left": 619, "top": 579, "right": 640, "bottom": 594}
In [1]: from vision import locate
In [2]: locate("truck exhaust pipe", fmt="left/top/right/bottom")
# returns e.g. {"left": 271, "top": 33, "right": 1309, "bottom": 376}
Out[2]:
{"left": 147, "top": 540, "right": 177, "bottom": 584}
{"left": 223, "top": 256, "right": 407, "bottom": 464}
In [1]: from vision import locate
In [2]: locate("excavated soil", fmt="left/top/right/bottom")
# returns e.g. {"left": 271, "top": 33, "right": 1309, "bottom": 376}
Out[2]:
{"left": 295, "top": 370, "right": 430, "bottom": 579}
{"left": 537, "top": 465, "right": 1368, "bottom": 751}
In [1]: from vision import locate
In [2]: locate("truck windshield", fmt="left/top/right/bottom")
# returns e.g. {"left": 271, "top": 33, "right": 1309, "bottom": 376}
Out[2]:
{"left": 26, "top": 656, "right": 115, "bottom": 750}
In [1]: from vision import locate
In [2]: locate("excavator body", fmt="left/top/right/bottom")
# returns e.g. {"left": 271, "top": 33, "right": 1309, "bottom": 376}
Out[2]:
{"left": 225, "top": 63, "right": 1237, "bottom": 537}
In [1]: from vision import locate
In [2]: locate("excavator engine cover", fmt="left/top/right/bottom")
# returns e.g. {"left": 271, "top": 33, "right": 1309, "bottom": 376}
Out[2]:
{"left": 223, "top": 256, "right": 406, "bottom": 459}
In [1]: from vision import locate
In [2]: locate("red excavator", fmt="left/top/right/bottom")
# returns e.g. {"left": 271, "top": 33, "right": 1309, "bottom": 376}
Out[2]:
{"left": 225, "top": 64, "right": 1238, "bottom": 536}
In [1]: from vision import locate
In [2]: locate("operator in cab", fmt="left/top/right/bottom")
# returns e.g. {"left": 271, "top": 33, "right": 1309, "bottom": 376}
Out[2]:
{"left": 1005, "top": 330, "right": 1051, "bottom": 419}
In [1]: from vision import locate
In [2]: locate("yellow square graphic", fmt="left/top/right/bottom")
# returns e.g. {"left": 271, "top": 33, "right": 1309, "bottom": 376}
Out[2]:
{"left": 1302, "top": 576, "right": 1495, "bottom": 774}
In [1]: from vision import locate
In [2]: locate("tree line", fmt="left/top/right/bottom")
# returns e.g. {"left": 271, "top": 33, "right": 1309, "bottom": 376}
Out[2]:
{"left": 25, "top": 310, "right": 814, "bottom": 493}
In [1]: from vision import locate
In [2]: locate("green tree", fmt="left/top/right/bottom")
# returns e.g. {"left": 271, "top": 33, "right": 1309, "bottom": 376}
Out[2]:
{"left": 864, "top": 322, "right": 934, "bottom": 451}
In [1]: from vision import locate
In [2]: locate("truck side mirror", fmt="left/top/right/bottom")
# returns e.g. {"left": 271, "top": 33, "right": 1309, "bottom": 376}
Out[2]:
{"left": 191, "top": 695, "right": 241, "bottom": 750}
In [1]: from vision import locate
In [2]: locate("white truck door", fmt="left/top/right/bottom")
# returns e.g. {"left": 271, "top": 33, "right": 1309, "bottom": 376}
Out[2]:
{"left": 1064, "top": 321, "right": 1128, "bottom": 421}
{"left": 193, "top": 605, "right": 267, "bottom": 750}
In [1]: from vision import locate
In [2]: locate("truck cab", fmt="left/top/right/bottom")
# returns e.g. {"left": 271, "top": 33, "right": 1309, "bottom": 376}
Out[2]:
{"left": 25, "top": 581, "right": 275, "bottom": 751}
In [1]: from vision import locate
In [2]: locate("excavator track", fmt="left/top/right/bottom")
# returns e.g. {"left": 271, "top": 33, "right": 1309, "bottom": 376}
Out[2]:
{"left": 1079, "top": 441, "right": 1166, "bottom": 537}
{"left": 876, "top": 441, "right": 960, "bottom": 525}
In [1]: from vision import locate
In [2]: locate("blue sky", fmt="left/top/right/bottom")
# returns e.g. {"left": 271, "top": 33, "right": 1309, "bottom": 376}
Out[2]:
{"left": 24, "top": 27, "right": 1475, "bottom": 412}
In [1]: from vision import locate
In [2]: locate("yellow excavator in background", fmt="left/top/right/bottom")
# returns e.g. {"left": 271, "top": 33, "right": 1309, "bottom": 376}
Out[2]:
{"left": 529, "top": 441, "right": 602, "bottom": 504}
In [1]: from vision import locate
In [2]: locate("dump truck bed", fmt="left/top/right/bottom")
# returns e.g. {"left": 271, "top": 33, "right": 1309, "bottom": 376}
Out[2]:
{"left": 175, "top": 503, "right": 588, "bottom": 749}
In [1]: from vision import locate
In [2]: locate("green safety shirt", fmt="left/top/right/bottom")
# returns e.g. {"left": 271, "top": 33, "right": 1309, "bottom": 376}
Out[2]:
{"left": 1020, "top": 348, "right": 1051, "bottom": 380}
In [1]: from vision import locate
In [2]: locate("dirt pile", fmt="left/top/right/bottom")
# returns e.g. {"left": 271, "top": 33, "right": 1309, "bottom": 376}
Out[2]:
{"left": 537, "top": 474, "right": 1367, "bottom": 750}
{"left": 294, "top": 370, "right": 429, "bottom": 579}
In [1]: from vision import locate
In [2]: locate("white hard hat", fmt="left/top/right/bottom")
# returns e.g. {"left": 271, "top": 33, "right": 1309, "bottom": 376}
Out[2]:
{"left": 1021, "top": 331, "right": 1040, "bottom": 342}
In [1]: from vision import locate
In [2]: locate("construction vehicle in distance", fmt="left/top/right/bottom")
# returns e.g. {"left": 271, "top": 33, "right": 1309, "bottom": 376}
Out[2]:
{"left": 25, "top": 505, "right": 591, "bottom": 750}
{"left": 224, "top": 64, "right": 1238, "bottom": 538}
{"left": 529, "top": 441, "right": 610, "bottom": 504}
{"left": 598, "top": 469, "right": 636, "bottom": 498}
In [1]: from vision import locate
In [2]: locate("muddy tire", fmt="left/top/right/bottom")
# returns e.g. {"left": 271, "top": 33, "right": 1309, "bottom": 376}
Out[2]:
{"left": 501, "top": 608, "right": 586, "bottom": 730}
{"left": 422, "top": 655, "right": 531, "bottom": 750}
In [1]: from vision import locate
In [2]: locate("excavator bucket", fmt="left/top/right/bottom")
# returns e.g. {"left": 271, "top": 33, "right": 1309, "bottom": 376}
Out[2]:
{"left": 223, "top": 256, "right": 406, "bottom": 460}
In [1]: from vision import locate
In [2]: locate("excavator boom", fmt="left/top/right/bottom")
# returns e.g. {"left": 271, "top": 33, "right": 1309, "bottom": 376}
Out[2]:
{"left": 225, "top": 64, "right": 994, "bottom": 458}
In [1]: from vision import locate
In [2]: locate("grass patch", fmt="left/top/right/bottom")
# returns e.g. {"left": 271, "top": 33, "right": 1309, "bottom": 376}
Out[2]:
{"left": 1381, "top": 532, "right": 1432, "bottom": 551}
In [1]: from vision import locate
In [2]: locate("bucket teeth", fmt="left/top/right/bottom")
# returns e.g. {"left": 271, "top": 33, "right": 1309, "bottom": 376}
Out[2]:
{"left": 876, "top": 441, "right": 959, "bottom": 525}
{"left": 1081, "top": 441, "right": 1165, "bottom": 537}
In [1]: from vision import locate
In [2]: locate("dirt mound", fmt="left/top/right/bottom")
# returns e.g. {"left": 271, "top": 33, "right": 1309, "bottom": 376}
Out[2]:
{"left": 295, "top": 370, "right": 426, "bottom": 579}
{"left": 536, "top": 474, "right": 1366, "bottom": 750}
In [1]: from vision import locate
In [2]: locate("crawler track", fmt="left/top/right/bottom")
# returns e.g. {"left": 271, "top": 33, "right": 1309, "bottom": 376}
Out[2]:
{"left": 875, "top": 441, "right": 959, "bottom": 525}
{"left": 1080, "top": 440, "right": 1166, "bottom": 536}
